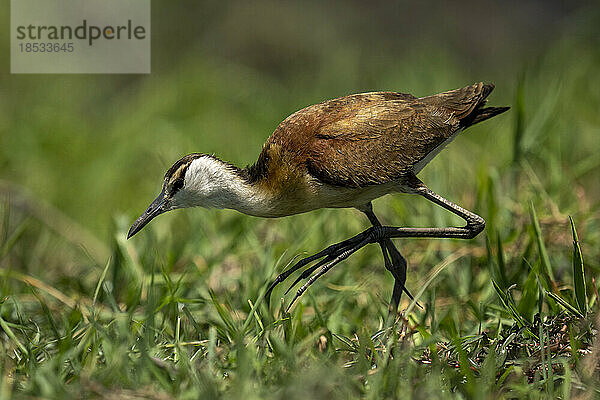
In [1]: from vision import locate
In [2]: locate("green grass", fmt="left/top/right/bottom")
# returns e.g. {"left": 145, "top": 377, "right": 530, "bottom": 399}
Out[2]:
{"left": 1, "top": 4, "right": 600, "bottom": 398}
{"left": 1, "top": 180, "right": 598, "bottom": 399}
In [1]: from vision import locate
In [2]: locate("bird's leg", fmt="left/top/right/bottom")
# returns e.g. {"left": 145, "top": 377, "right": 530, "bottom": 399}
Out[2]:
{"left": 378, "top": 176, "right": 486, "bottom": 240}
{"left": 360, "top": 203, "right": 411, "bottom": 314}
{"left": 265, "top": 208, "right": 412, "bottom": 308}
{"left": 285, "top": 233, "right": 374, "bottom": 311}
{"left": 267, "top": 175, "right": 485, "bottom": 310}
{"left": 264, "top": 234, "right": 364, "bottom": 304}
{"left": 264, "top": 204, "right": 405, "bottom": 307}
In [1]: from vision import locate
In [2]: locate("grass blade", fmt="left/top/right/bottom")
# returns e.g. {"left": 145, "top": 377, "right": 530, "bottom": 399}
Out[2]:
{"left": 496, "top": 232, "right": 508, "bottom": 288}
{"left": 512, "top": 74, "right": 525, "bottom": 165}
{"left": 570, "top": 216, "right": 587, "bottom": 315}
{"left": 529, "top": 203, "right": 556, "bottom": 290}
{"left": 492, "top": 279, "right": 538, "bottom": 339}
{"left": 0, "top": 218, "right": 29, "bottom": 259}
{"left": 208, "top": 289, "right": 238, "bottom": 338}
{"left": 405, "top": 249, "right": 466, "bottom": 315}
{"left": 492, "top": 280, "right": 525, "bottom": 328}
{"left": 546, "top": 291, "right": 584, "bottom": 318}
{"left": 93, "top": 257, "right": 112, "bottom": 308}
{"left": 0, "top": 314, "right": 28, "bottom": 357}
{"left": 518, "top": 268, "right": 539, "bottom": 320}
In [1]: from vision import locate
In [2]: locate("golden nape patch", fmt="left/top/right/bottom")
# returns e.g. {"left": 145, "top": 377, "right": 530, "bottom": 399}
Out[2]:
{"left": 253, "top": 144, "right": 313, "bottom": 207}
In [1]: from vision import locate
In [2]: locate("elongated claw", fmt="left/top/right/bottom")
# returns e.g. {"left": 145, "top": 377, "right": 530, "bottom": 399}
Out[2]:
{"left": 286, "top": 234, "right": 373, "bottom": 311}
{"left": 265, "top": 228, "right": 375, "bottom": 304}
{"left": 284, "top": 255, "right": 333, "bottom": 295}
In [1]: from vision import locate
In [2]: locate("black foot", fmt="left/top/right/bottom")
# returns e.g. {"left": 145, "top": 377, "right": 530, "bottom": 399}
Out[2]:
{"left": 265, "top": 227, "right": 384, "bottom": 310}
{"left": 382, "top": 240, "right": 419, "bottom": 313}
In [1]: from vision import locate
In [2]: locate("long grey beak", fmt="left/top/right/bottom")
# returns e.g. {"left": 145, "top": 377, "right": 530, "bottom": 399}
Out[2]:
{"left": 127, "top": 190, "right": 167, "bottom": 239}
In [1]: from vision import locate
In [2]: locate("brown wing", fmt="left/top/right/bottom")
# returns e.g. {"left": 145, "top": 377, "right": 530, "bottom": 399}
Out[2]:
{"left": 250, "top": 83, "right": 500, "bottom": 188}
{"left": 305, "top": 96, "right": 456, "bottom": 187}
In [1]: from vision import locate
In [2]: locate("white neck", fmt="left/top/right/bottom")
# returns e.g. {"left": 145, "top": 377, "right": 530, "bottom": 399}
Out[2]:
{"left": 180, "top": 156, "right": 272, "bottom": 217}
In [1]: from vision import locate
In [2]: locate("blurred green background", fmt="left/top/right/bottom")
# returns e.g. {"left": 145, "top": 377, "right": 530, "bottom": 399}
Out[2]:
{"left": 1, "top": 1, "right": 600, "bottom": 397}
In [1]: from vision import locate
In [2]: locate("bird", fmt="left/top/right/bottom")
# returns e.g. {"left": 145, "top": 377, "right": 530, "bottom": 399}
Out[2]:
{"left": 127, "top": 82, "right": 509, "bottom": 313}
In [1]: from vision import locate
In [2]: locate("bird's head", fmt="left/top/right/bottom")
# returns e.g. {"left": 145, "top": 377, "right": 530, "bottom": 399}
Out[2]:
{"left": 127, "top": 153, "right": 237, "bottom": 239}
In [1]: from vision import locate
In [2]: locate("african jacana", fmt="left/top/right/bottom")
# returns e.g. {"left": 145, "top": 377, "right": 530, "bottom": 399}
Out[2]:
{"left": 128, "top": 82, "right": 509, "bottom": 312}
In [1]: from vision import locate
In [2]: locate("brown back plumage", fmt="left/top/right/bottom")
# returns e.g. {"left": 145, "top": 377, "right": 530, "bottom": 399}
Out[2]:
{"left": 246, "top": 82, "right": 508, "bottom": 188}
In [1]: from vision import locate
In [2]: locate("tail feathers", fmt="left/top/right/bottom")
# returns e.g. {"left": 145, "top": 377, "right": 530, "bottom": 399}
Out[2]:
{"left": 460, "top": 83, "right": 509, "bottom": 127}
{"left": 480, "top": 83, "right": 495, "bottom": 100}
{"left": 468, "top": 106, "right": 510, "bottom": 126}
{"left": 421, "top": 82, "right": 509, "bottom": 127}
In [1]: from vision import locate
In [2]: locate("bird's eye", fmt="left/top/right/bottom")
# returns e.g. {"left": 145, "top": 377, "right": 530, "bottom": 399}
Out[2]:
{"left": 171, "top": 177, "right": 184, "bottom": 194}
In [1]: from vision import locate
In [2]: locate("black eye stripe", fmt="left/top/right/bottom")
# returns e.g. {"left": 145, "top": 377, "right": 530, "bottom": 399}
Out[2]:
{"left": 166, "top": 162, "right": 190, "bottom": 196}
{"left": 172, "top": 176, "right": 184, "bottom": 193}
